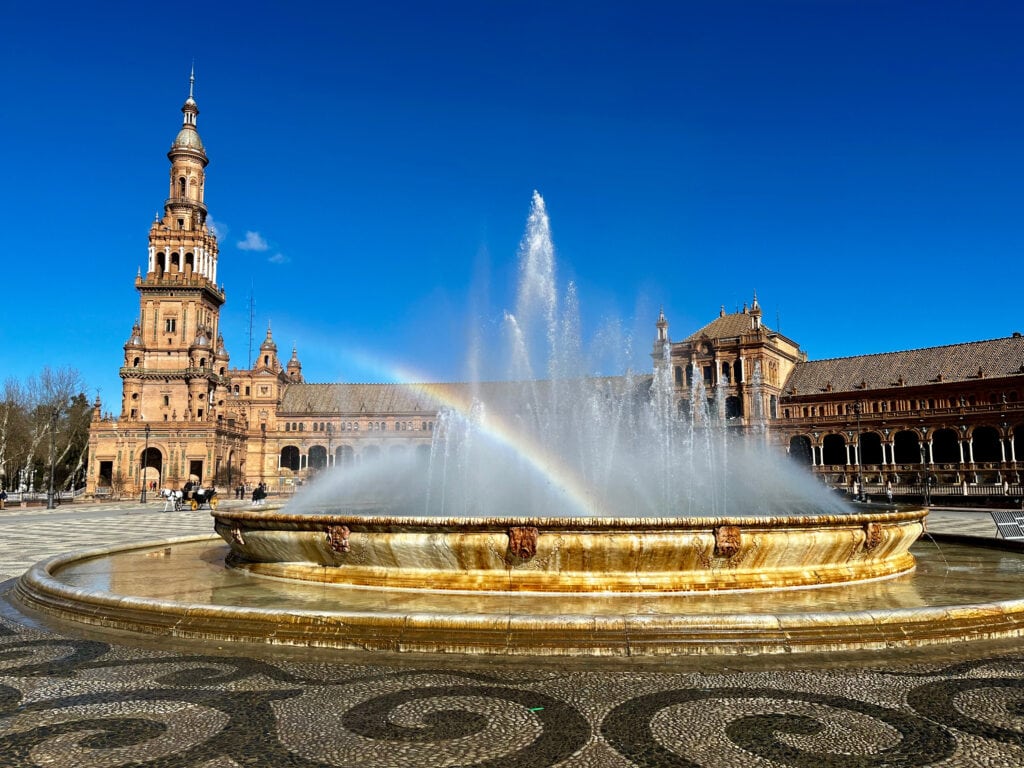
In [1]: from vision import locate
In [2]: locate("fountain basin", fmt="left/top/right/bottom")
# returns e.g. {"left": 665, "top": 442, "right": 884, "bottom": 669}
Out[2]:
{"left": 212, "top": 506, "right": 926, "bottom": 593}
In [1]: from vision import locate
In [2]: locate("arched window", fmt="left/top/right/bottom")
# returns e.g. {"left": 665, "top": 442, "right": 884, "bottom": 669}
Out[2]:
{"left": 721, "top": 362, "right": 731, "bottom": 383}
{"left": 674, "top": 366, "right": 683, "bottom": 386}
{"left": 308, "top": 445, "right": 327, "bottom": 470}
{"left": 972, "top": 426, "right": 1001, "bottom": 463}
{"left": 789, "top": 435, "right": 812, "bottom": 465}
{"left": 178, "top": 177, "right": 186, "bottom": 197}
{"left": 822, "top": 434, "right": 847, "bottom": 465}
{"left": 279, "top": 446, "right": 300, "bottom": 471}
{"left": 133, "top": 357, "right": 140, "bottom": 367}
{"left": 893, "top": 431, "right": 922, "bottom": 464}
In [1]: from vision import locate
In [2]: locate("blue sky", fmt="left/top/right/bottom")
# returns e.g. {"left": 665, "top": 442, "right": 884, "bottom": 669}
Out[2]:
{"left": 3, "top": 1, "right": 1023, "bottom": 406}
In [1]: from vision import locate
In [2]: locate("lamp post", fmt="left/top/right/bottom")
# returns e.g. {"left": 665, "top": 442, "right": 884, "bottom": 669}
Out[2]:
{"left": 919, "top": 441, "right": 931, "bottom": 507}
{"left": 140, "top": 424, "right": 151, "bottom": 503}
{"left": 46, "top": 407, "right": 59, "bottom": 510}
{"left": 853, "top": 401, "right": 864, "bottom": 501}
{"left": 326, "top": 423, "right": 333, "bottom": 471}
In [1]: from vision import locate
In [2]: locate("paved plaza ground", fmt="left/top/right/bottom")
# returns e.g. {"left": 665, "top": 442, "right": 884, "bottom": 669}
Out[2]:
{"left": 1, "top": 500, "right": 1023, "bottom": 767}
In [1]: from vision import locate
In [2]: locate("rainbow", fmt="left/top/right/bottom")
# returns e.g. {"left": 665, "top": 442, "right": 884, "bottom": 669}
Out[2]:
{"left": 318, "top": 340, "right": 607, "bottom": 518}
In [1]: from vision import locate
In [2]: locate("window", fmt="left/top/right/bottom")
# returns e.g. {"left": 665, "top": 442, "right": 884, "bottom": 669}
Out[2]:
{"left": 164, "top": 318, "right": 176, "bottom": 333}
{"left": 163, "top": 395, "right": 170, "bottom": 407}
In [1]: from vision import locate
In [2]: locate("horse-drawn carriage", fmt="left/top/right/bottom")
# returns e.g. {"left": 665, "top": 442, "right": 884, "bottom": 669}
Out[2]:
{"left": 159, "top": 486, "right": 218, "bottom": 511}
{"left": 185, "top": 486, "right": 218, "bottom": 510}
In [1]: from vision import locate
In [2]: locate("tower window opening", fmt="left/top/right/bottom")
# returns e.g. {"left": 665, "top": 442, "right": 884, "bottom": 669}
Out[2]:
{"left": 178, "top": 177, "right": 186, "bottom": 197}
{"left": 164, "top": 318, "right": 176, "bottom": 333}
{"left": 163, "top": 395, "right": 170, "bottom": 407}
{"left": 177, "top": 219, "right": 184, "bottom": 230}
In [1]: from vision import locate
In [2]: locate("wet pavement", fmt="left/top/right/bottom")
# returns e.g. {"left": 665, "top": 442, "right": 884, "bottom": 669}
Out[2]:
{"left": 1, "top": 501, "right": 1023, "bottom": 767}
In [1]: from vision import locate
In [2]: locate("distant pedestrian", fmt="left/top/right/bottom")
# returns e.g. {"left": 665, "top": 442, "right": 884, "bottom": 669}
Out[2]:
{"left": 0, "top": 489, "right": 6, "bottom": 511}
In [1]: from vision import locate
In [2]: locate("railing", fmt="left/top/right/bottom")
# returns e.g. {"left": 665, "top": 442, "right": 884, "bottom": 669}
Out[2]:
{"left": 4, "top": 488, "right": 86, "bottom": 504}
{"left": 843, "top": 482, "right": 1023, "bottom": 498}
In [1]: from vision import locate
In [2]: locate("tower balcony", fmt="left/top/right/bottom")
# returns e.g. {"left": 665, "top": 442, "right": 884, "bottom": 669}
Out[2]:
{"left": 164, "top": 196, "right": 207, "bottom": 214}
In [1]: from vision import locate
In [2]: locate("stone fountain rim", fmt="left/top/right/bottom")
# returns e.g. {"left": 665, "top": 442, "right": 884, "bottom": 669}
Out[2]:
{"left": 211, "top": 505, "right": 926, "bottom": 531}
{"left": 13, "top": 531, "right": 1024, "bottom": 657}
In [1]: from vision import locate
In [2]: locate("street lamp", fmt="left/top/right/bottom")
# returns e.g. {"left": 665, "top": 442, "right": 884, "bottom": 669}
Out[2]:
{"left": 853, "top": 401, "right": 864, "bottom": 501}
{"left": 46, "top": 407, "right": 59, "bottom": 510}
{"left": 326, "top": 423, "right": 333, "bottom": 471}
{"left": 919, "top": 440, "right": 931, "bottom": 507}
{"left": 140, "top": 424, "right": 151, "bottom": 503}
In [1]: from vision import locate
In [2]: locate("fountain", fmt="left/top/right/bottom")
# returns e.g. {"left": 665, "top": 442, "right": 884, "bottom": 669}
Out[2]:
{"left": 212, "top": 191, "right": 924, "bottom": 596}
{"left": 14, "top": 193, "right": 1024, "bottom": 656}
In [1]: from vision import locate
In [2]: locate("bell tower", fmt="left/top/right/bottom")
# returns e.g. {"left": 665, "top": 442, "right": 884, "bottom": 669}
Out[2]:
{"left": 120, "top": 70, "right": 230, "bottom": 425}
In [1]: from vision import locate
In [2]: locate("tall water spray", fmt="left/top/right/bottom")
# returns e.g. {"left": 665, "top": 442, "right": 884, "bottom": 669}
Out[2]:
{"left": 293, "top": 192, "right": 848, "bottom": 518}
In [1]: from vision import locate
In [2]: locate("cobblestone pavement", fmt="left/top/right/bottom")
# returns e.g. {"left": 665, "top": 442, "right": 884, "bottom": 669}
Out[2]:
{"left": 1, "top": 503, "right": 1023, "bottom": 767}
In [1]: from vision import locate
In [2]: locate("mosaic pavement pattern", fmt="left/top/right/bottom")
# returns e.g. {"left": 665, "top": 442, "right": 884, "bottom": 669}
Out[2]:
{"left": 0, "top": 503, "right": 1022, "bottom": 767}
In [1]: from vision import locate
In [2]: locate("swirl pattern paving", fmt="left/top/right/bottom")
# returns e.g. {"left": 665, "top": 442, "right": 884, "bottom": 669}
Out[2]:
{"left": 3, "top": 609, "right": 1024, "bottom": 767}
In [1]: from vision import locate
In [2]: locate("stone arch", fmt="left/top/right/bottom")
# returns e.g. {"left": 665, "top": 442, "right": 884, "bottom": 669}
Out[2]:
{"left": 789, "top": 435, "right": 812, "bottom": 465}
{"left": 156, "top": 252, "right": 166, "bottom": 274}
{"left": 279, "top": 445, "right": 300, "bottom": 472}
{"left": 932, "top": 428, "right": 959, "bottom": 463}
{"left": 1014, "top": 423, "right": 1024, "bottom": 464}
{"left": 335, "top": 445, "right": 354, "bottom": 466}
{"left": 416, "top": 443, "right": 432, "bottom": 465}
{"left": 893, "top": 430, "right": 922, "bottom": 464}
{"left": 185, "top": 252, "right": 195, "bottom": 273}
{"left": 972, "top": 426, "right": 1001, "bottom": 462}
{"left": 170, "top": 252, "right": 180, "bottom": 272}
{"left": 725, "top": 396, "right": 742, "bottom": 419}
{"left": 141, "top": 447, "right": 163, "bottom": 487}
{"left": 308, "top": 445, "right": 327, "bottom": 470}
{"left": 822, "top": 433, "right": 846, "bottom": 465}
{"left": 859, "top": 432, "right": 884, "bottom": 464}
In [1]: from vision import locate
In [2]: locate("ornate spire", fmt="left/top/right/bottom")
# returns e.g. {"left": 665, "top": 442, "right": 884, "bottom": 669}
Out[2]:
{"left": 656, "top": 307, "right": 668, "bottom": 342}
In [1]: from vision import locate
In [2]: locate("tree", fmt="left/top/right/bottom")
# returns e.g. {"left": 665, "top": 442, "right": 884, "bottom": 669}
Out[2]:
{"left": 0, "top": 367, "right": 89, "bottom": 493}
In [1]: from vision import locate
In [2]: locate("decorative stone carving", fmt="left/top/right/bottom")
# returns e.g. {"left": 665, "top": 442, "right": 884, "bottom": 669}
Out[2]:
{"left": 230, "top": 527, "right": 245, "bottom": 546}
{"left": 714, "top": 525, "right": 741, "bottom": 558}
{"left": 508, "top": 526, "right": 540, "bottom": 560}
{"left": 864, "top": 523, "right": 884, "bottom": 551}
{"left": 327, "top": 524, "right": 351, "bottom": 553}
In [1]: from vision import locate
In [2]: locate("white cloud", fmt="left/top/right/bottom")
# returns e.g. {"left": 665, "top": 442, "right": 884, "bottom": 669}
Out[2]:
{"left": 237, "top": 231, "right": 269, "bottom": 251}
{"left": 268, "top": 252, "right": 290, "bottom": 264}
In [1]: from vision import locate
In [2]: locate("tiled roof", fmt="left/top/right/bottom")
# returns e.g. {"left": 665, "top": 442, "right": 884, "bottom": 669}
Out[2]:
{"left": 783, "top": 335, "right": 1024, "bottom": 396}
{"left": 685, "top": 311, "right": 768, "bottom": 341}
{"left": 278, "top": 377, "right": 640, "bottom": 415}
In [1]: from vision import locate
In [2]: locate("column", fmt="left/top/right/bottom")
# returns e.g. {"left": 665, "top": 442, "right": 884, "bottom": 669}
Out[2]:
{"left": 845, "top": 443, "right": 852, "bottom": 465}
{"left": 967, "top": 438, "right": 974, "bottom": 464}
{"left": 927, "top": 440, "right": 934, "bottom": 464}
